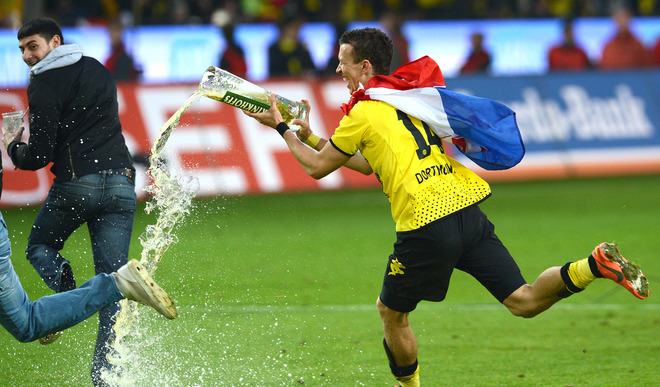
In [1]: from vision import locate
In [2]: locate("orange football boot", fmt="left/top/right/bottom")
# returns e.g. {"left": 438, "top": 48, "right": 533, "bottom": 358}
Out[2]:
{"left": 592, "top": 242, "right": 649, "bottom": 300}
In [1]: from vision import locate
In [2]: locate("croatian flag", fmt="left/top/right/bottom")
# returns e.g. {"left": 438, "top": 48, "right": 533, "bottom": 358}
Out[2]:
{"left": 341, "top": 56, "right": 525, "bottom": 171}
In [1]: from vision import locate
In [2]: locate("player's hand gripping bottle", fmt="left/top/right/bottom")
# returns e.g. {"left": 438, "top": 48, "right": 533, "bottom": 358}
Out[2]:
{"left": 199, "top": 66, "right": 309, "bottom": 131}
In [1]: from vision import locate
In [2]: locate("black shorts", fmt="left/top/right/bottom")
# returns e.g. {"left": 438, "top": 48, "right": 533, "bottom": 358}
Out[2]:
{"left": 379, "top": 205, "right": 526, "bottom": 313}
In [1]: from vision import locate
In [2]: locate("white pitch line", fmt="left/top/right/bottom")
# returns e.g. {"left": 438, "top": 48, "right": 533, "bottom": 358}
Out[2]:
{"left": 179, "top": 303, "right": 660, "bottom": 313}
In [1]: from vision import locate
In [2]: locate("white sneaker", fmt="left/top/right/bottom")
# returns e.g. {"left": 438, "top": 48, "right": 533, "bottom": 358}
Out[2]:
{"left": 114, "top": 260, "right": 178, "bottom": 319}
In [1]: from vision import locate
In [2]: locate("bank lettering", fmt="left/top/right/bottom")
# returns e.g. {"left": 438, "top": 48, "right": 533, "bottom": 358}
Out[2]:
{"left": 509, "top": 84, "right": 654, "bottom": 144}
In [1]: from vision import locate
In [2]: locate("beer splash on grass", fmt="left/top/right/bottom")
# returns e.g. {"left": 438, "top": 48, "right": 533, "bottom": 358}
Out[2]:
{"left": 101, "top": 90, "right": 203, "bottom": 386}
{"left": 99, "top": 69, "right": 308, "bottom": 385}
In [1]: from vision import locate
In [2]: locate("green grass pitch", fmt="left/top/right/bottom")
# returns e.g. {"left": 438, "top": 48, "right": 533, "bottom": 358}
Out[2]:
{"left": 1, "top": 175, "right": 658, "bottom": 386}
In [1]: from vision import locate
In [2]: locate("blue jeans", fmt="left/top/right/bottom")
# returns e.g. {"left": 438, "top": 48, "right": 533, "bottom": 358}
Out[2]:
{"left": 26, "top": 171, "right": 136, "bottom": 384}
{"left": 0, "top": 211, "right": 124, "bottom": 342}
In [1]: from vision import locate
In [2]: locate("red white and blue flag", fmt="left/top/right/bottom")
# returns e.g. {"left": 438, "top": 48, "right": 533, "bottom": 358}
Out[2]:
{"left": 341, "top": 56, "right": 525, "bottom": 171}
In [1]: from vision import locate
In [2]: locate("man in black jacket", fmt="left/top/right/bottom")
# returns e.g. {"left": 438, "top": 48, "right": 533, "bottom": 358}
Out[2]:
{"left": 0, "top": 164, "right": 177, "bottom": 343}
{"left": 3, "top": 17, "right": 137, "bottom": 386}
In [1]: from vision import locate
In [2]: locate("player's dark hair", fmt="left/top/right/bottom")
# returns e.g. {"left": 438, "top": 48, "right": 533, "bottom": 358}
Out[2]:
{"left": 339, "top": 27, "right": 393, "bottom": 75}
{"left": 17, "top": 17, "right": 63, "bottom": 43}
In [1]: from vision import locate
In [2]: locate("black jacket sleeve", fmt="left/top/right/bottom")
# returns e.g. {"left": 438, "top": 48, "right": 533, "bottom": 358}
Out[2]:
{"left": 8, "top": 78, "right": 60, "bottom": 171}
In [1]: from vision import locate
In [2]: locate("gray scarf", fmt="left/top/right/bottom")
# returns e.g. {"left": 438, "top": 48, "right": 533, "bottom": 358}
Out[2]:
{"left": 29, "top": 44, "right": 83, "bottom": 80}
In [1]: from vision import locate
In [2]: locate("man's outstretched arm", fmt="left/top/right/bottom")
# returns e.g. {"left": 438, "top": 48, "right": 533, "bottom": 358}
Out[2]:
{"left": 244, "top": 93, "right": 371, "bottom": 179}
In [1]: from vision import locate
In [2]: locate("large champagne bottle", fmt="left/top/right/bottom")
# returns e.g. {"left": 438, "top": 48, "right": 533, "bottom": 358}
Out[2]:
{"left": 198, "top": 66, "right": 308, "bottom": 132}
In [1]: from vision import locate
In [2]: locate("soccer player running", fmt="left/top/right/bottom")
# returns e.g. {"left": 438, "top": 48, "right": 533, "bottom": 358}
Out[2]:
{"left": 244, "top": 27, "right": 649, "bottom": 386}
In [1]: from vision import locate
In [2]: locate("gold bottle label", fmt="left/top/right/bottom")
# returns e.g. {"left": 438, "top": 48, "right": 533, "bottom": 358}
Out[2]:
{"left": 221, "top": 91, "right": 269, "bottom": 113}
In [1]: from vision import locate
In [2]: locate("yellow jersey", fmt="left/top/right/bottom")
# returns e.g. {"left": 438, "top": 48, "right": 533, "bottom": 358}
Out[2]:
{"left": 330, "top": 100, "right": 491, "bottom": 232}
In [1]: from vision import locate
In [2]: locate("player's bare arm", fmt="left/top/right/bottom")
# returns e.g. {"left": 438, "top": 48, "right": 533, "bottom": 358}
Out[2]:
{"left": 246, "top": 94, "right": 372, "bottom": 177}
{"left": 284, "top": 131, "right": 351, "bottom": 179}
{"left": 295, "top": 119, "right": 372, "bottom": 175}
{"left": 341, "top": 150, "right": 372, "bottom": 175}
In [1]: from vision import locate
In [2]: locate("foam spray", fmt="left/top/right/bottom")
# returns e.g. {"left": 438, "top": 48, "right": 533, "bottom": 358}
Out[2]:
{"left": 101, "top": 90, "right": 203, "bottom": 385}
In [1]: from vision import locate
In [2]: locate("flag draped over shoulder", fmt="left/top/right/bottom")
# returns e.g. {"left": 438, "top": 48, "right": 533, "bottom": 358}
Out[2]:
{"left": 341, "top": 56, "right": 525, "bottom": 171}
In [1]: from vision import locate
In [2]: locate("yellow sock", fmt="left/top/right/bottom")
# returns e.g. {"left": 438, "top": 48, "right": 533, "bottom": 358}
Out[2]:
{"left": 395, "top": 364, "right": 420, "bottom": 387}
{"left": 567, "top": 258, "right": 596, "bottom": 290}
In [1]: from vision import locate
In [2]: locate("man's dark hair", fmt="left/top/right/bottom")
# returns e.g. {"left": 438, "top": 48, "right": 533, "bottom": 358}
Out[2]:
{"left": 17, "top": 17, "right": 63, "bottom": 43}
{"left": 339, "top": 27, "right": 393, "bottom": 75}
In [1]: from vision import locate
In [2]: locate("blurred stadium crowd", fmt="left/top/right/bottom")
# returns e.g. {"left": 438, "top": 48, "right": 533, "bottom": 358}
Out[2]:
{"left": 1, "top": 0, "right": 659, "bottom": 28}
{"left": 0, "top": 0, "right": 658, "bottom": 82}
